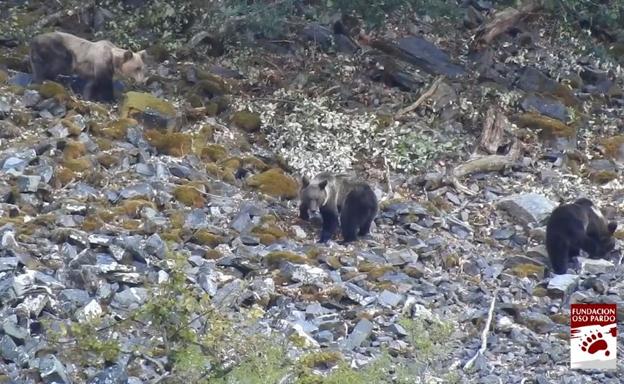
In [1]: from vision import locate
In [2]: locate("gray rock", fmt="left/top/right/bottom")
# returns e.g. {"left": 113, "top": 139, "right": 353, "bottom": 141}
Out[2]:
{"left": 497, "top": 193, "right": 556, "bottom": 226}
{"left": 547, "top": 274, "right": 579, "bottom": 298}
{"left": 521, "top": 94, "right": 570, "bottom": 122}
{"left": 281, "top": 262, "right": 328, "bottom": 284}
{"left": 16, "top": 175, "right": 41, "bottom": 193}
{"left": 520, "top": 312, "right": 555, "bottom": 334}
{"left": 48, "top": 123, "right": 70, "bottom": 139}
{"left": 0, "top": 334, "right": 18, "bottom": 361}
{"left": 88, "top": 363, "right": 128, "bottom": 384}
{"left": 22, "top": 90, "right": 42, "bottom": 107}
{"left": 145, "top": 234, "right": 166, "bottom": 259}
{"left": 397, "top": 36, "right": 465, "bottom": 78}
{"left": 119, "top": 183, "right": 154, "bottom": 199}
{"left": 184, "top": 209, "right": 210, "bottom": 229}
{"left": 343, "top": 319, "right": 374, "bottom": 350}
{"left": 76, "top": 299, "right": 103, "bottom": 323}
{"left": 111, "top": 288, "right": 148, "bottom": 310}
{"left": 343, "top": 282, "right": 375, "bottom": 306}
{"left": 578, "top": 257, "right": 614, "bottom": 275}
{"left": 315, "top": 330, "right": 334, "bottom": 343}
{"left": 59, "top": 289, "right": 91, "bottom": 307}
{"left": 2, "top": 317, "right": 28, "bottom": 341}
{"left": 39, "top": 354, "right": 70, "bottom": 384}
{"left": 378, "top": 290, "right": 403, "bottom": 308}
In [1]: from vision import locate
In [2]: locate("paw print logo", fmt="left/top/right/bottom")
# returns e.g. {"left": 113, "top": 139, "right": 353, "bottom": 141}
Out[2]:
{"left": 580, "top": 332, "right": 609, "bottom": 356}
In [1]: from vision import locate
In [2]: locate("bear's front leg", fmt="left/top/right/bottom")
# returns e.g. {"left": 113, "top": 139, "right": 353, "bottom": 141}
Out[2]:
{"left": 319, "top": 207, "right": 339, "bottom": 243}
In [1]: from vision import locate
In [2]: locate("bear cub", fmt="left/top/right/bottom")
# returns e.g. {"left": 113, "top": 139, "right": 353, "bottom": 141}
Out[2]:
{"left": 30, "top": 31, "right": 146, "bottom": 102}
{"left": 299, "top": 172, "right": 378, "bottom": 243}
{"left": 546, "top": 198, "right": 617, "bottom": 274}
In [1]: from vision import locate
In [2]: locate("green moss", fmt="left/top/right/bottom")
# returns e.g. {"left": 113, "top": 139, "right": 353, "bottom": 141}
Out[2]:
{"left": 600, "top": 135, "right": 624, "bottom": 161}
{"left": 299, "top": 351, "right": 344, "bottom": 369}
{"left": 200, "top": 144, "right": 228, "bottom": 162}
{"left": 517, "top": 112, "right": 577, "bottom": 139}
{"left": 265, "top": 251, "right": 308, "bottom": 267}
{"left": 247, "top": 168, "right": 298, "bottom": 199}
{"left": 144, "top": 130, "right": 193, "bottom": 157}
{"left": 508, "top": 263, "right": 545, "bottom": 279}
{"left": 62, "top": 157, "right": 93, "bottom": 173}
{"left": 97, "top": 153, "right": 120, "bottom": 168}
{"left": 116, "top": 199, "right": 155, "bottom": 218}
{"left": 0, "top": 69, "right": 7, "bottom": 83}
{"left": 94, "top": 118, "right": 138, "bottom": 140}
{"left": 231, "top": 110, "right": 262, "bottom": 132}
{"left": 146, "top": 44, "right": 170, "bottom": 62}
{"left": 120, "top": 91, "right": 176, "bottom": 118}
{"left": 38, "top": 81, "right": 69, "bottom": 101}
{"left": 192, "top": 229, "right": 225, "bottom": 247}
{"left": 173, "top": 185, "right": 206, "bottom": 207}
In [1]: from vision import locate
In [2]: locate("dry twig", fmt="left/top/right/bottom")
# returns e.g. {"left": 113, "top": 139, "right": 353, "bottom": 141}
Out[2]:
{"left": 463, "top": 288, "right": 498, "bottom": 371}
{"left": 396, "top": 76, "right": 445, "bottom": 117}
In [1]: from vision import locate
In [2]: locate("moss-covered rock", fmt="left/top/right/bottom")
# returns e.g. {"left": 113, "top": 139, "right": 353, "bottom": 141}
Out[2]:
{"left": 146, "top": 44, "right": 170, "bottom": 62}
{"left": 173, "top": 185, "right": 206, "bottom": 207}
{"left": 231, "top": 110, "right": 262, "bottom": 132}
{"left": 0, "top": 69, "right": 8, "bottom": 84}
{"left": 54, "top": 167, "right": 76, "bottom": 186}
{"left": 200, "top": 144, "right": 228, "bottom": 162}
{"left": 508, "top": 263, "right": 545, "bottom": 279}
{"left": 192, "top": 229, "right": 226, "bottom": 247}
{"left": 117, "top": 199, "right": 155, "bottom": 218}
{"left": 517, "top": 112, "right": 577, "bottom": 149}
{"left": 600, "top": 135, "right": 624, "bottom": 162}
{"left": 38, "top": 81, "right": 69, "bottom": 101}
{"left": 62, "top": 140, "right": 87, "bottom": 160}
{"left": 265, "top": 251, "right": 308, "bottom": 267}
{"left": 247, "top": 168, "right": 298, "bottom": 199}
{"left": 94, "top": 118, "right": 138, "bottom": 140}
{"left": 120, "top": 91, "right": 176, "bottom": 119}
{"left": 144, "top": 130, "right": 192, "bottom": 157}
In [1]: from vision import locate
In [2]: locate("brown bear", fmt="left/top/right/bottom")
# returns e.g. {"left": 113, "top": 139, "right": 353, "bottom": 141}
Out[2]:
{"left": 546, "top": 198, "right": 617, "bottom": 274}
{"left": 29, "top": 31, "right": 147, "bottom": 102}
{"left": 299, "top": 172, "right": 378, "bottom": 243}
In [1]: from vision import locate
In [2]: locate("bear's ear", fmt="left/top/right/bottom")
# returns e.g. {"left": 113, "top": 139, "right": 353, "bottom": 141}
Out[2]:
{"left": 301, "top": 176, "right": 309, "bottom": 187}
{"left": 138, "top": 50, "right": 147, "bottom": 60}
{"left": 318, "top": 180, "right": 328, "bottom": 189}
{"left": 608, "top": 222, "right": 617, "bottom": 234}
{"left": 123, "top": 50, "right": 133, "bottom": 62}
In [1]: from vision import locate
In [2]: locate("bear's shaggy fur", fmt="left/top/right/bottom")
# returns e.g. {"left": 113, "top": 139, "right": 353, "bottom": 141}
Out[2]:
{"left": 30, "top": 31, "right": 146, "bottom": 101}
{"left": 546, "top": 198, "right": 617, "bottom": 274}
{"left": 299, "top": 172, "right": 378, "bottom": 243}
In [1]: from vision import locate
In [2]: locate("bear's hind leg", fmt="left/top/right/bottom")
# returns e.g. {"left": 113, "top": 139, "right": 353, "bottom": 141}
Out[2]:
{"left": 340, "top": 210, "right": 359, "bottom": 243}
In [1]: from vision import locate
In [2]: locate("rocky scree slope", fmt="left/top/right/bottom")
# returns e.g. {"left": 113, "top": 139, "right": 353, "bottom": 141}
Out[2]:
{"left": 1, "top": 2, "right": 624, "bottom": 384}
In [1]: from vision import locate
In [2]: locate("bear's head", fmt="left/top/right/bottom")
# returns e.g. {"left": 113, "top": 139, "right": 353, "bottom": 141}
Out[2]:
{"left": 588, "top": 221, "right": 618, "bottom": 257}
{"left": 114, "top": 49, "right": 147, "bottom": 84}
{"left": 299, "top": 176, "right": 328, "bottom": 221}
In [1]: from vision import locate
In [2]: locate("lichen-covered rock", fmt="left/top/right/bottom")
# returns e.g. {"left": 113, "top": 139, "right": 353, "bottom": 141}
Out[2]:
{"left": 247, "top": 168, "right": 298, "bottom": 199}
{"left": 231, "top": 110, "right": 262, "bottom": 132}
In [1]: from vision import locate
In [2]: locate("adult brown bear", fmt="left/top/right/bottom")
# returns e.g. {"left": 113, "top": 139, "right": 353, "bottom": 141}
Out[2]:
{"left": 299, "top": 172, "right": 378, "bottom": 243}
{"left": 546, "top": 198, "right": 617, "bottom": 274}
{"left": 29, "top": 31, "right": 147, "bottom": 102}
